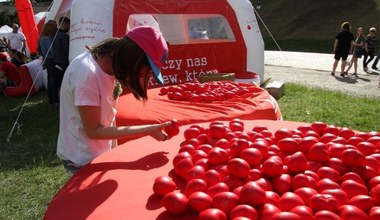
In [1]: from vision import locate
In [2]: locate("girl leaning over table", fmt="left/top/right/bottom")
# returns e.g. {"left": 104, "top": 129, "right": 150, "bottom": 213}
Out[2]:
{"left": 57, "top": 26, "right": 172, "bottom": 176}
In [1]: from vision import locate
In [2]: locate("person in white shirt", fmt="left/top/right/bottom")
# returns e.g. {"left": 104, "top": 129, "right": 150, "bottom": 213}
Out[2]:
{"left": 7, "top": 23, "right": 26, "bottom": 53}
{"left": 57, "top": 26, "right": 172, "bottom": 176}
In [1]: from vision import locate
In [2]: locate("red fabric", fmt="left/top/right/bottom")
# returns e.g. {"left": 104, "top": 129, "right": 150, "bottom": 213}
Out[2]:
{"left": 1, "top": 61, "right": 21, "bottom": 84}
{"left": 4, "top": 65, "right": 36, "bottom": 97}
{"left": 116, "top": 83, "right": 282, "bottom": 143}
{"left": 43, "top": 120, "right": 307, "bottom": 220}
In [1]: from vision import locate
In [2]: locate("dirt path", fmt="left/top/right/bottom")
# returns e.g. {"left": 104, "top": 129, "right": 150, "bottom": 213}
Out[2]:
{"left": 264, "top": 65, "right": 380, "bottom": 99}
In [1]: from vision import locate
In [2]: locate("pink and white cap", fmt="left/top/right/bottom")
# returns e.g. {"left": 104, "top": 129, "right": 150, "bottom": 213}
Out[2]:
{"left": 126, "top": 26, "right": 168, "bottom": 85}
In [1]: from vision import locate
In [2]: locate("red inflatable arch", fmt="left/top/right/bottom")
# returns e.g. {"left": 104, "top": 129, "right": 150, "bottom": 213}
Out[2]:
{"left": 15, "top": 0, "right": 39, "bottom": 55}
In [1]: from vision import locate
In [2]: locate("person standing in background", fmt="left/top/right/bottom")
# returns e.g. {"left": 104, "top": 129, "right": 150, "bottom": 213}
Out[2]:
{"left": 7, "top": 23, "right": 26, "bottom": 54}
{"left": 331, "top": 22, "right": 354, "bottom": 77}
{"left": 39, "top": 20, "right": 58, "bottom": 105}
{"left": 363, "top": 27, "right": 376, "bottom": 72}
{"left": 52, "top": 17, "right": 70, "bottom": 105}
{"left": 344, "top": 27, "right": 366, "bottom": 77}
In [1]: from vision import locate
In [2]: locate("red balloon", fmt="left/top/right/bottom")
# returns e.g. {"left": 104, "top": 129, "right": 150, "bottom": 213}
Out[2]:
{"left": 326, "top": 157, "right": 349, "bottom": 175}
{"left": 338, "top": 204, "right": 368, "bottom": 220}
{"left": 339, "top": 127, "right": 356, "bottom": 140}
{"left": 185, "top": 165, "right": 206, "bottom": 182}
{"left": 369, "top": 207, "right": 380, "bottom": 220}
{"left": 174, "top": 157, "right": 194, "bottom": 179}
{"left": 298, "top": 136, "right": 319, "bottom": 153}
{"left": 162, "top": 192, "right": 188, "bottom": 214}
{"left": 271, "top": 212, "right": 301, "bottom": 220}
{"left": 307, "top": 142, "right": 330, "bottom": 163}
{"left": 204, "top": 169, "right": 222, "bottom": 187}
{"left": 207, "top": 182, "right": 229, "bottom": 198}
{"left": 239, "top": 181, "right": 267, "bottom": 207}
{"left": 276, "top": 137, "right": 298, "bottom": 153}
{"left": 212, "top": 192, "right": 239, "bottom": 215}
{"left": 309, "top": 193, "right": 340, "bottom": 212}
{"left": 321, "top": 188, "right": 348, "bottom": 207}
{"left": 230, "top": 204, "right": 258, "bottom": 220}
{"left": 240, "top": 148, "right": 262, "bottom": 166}
{"left": 341, "top": 148, "right": 366, "bottom": 167}
{"left": 185, "top": 178, "right": 208, "bottom": 197}
{"left": 311, "top": 121, "right": 328, "bottom": 135}
{"left": 183, "top": 127, "right": 201, "bottom": 140}
{"left": 292, "top": 173, "right": 317, "bottom": 190}
{"left": 314, "top": 210, "right": 340, "bottom": 220}
{"left": 271, "top": 174, "right": 292, "bottom": 195}
{"left": 261, "top": 158, "right": 283, "bottom": 177}
{"left": 164, "top": 119, "right": 180, "bottom": 136}
{"left": 274, "top": 128, "right": 294, "bottom": 141}
{"left": 286, "top": 151, "right": 308, "bottom": 173}
{"left": 370, "top": 185, "right": 380, "bottom": 206}
{"left": 199, "top": 208, "right": 227, "bottom": 220}
{"left": 348, "top": 195, "right": 374, "bottom": 213}
{"left": 209, "top": 123, "right": 227, "bottom": 139}
{"left": 276, "top": 192, "right": 305, "bottom": 211}
{"left": 227, "top": 158, "right": 250, "bottom": 178}
{"left": 265, "top": 191, "right": 280, "bottom": 205}
{"left": 259, "top": 203, "right": 281, "bottom": 219}
{"left": 208, "top": 147, "right": 229, "bottom": 165}
{"left": 152, "top": 176, "right": 177, "bottom": 196}
{"left": 317, "top": 166, "right": 341, "bottom": 183}
{"left": 316, "top": 178, "right": 340, "bottom": 192}
{"left": 341, "top": 180, "right": 368, "bottom": 199}
{"left": 188, "top": 191, "right": 213, "bottom": 213}
{"left": 290, "top": 205, "right": 314, "bottom": 220}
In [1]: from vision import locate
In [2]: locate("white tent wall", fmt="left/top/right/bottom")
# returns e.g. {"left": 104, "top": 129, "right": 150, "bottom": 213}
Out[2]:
{"left": 43, "top": 0, "right": 265, "bottom": 83}
{"left": 228, "top": 0, "right": 264, "bottom": 83}
{"left": 69, "top": 0, "right": 114, "bottom": 61}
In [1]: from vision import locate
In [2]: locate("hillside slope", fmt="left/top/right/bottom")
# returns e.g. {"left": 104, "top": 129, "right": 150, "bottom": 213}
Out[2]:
{"left": 256, "top": 0, "right": 380, "bottom": 52}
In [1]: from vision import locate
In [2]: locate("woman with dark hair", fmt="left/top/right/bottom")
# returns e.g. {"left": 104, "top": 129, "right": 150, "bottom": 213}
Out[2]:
{"left": 331, "top": 21, "right": 354, "bottom": 77}
{"left": 38, "top": 20, "right": 58, "bottom": 104}
{"left": 57, "top": 26, "right": 171, "bottom": 176}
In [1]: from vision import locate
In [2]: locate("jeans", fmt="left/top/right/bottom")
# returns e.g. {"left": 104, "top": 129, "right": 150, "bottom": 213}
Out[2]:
{"left": 44, "top": 58, "right": 57, "bottom": 104}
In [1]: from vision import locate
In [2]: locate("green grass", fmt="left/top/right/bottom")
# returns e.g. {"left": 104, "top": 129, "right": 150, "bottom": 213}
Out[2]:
{"left": 264, "top": 38, "right": 333, "bottom": 53}
{"left": 1, "top": 84, "right": 379, "bottom": 219}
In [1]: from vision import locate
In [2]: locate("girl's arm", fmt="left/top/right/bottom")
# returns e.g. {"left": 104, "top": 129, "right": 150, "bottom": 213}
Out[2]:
{"left": 79, "top": 105, "right": 171, "bottom": 142}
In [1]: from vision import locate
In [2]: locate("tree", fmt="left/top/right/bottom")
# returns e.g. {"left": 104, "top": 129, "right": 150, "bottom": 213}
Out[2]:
{"left": 0, "top": 10, "right": 19, "bottom": 27}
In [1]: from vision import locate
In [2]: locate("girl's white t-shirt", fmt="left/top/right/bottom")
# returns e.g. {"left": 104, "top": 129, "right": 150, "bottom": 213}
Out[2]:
{"left": 57, "top": 51, "right": 117, "bottom": 166}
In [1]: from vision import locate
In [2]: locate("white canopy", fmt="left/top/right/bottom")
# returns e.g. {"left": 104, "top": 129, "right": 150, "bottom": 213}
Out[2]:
{"left": 0, "top": 25, "right": 12, "bottom": 37}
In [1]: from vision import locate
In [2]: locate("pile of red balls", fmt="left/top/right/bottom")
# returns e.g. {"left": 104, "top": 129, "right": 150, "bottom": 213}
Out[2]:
{"left": 152, "top": 119, "right": 380, "bottom": 219}
{"left": 159, "top": 81, "right": 259, "bottom": 102}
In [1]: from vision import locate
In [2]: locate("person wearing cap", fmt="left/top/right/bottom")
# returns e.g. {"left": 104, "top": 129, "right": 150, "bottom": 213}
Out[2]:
{"left": 0, "top": 52, "right": 21, "bottom": 94}
{"left": 57, "top": 26, "right": 171, "bottom": 176}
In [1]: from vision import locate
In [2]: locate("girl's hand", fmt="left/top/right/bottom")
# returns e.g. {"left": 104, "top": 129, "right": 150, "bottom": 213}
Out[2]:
{"left": 149, "top": 121, "right": 172, "bottom": 141}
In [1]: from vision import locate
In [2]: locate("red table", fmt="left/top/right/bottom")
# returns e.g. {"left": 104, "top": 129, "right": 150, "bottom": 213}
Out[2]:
{"left": 44, "top": 120, "right": 307, "bottom": 220}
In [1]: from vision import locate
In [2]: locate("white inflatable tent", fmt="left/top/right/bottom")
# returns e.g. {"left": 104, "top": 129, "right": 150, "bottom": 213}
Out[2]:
{"left": 43, "top": 0, "right": 264, "bottom": 86}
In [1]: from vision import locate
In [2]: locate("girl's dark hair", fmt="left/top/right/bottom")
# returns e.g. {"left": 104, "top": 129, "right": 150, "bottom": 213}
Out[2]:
{"left": 87, "top": 37, "right": 151, "bottom": 100}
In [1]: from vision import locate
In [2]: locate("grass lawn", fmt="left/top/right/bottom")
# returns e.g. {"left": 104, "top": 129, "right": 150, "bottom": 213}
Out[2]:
{"left": 0, "top": 83, "right": 380, "bottom": 219}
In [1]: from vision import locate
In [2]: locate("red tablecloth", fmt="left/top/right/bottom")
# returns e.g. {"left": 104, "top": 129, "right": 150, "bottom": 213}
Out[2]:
{"left": 44, "top": 120, "right": 307, "bottom": 220}
{"left": 116, "top": 84, "right": 282, "bottom": 144}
